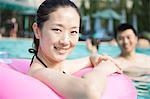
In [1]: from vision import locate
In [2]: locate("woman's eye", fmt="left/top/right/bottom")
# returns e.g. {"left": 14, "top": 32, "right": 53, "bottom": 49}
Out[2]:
{"left": 70, "top": 31, "right": 78, "bottom": 34}
{"left": 52, "top": 29, "right": 61, "bottom": 32}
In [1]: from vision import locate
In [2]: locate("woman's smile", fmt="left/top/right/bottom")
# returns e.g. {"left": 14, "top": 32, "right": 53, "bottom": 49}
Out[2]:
{"left": 54, "top": 46, "right": 70, "bottom": 54}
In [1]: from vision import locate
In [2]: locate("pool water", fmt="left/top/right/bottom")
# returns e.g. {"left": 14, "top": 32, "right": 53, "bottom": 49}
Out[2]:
{"left": 0, "top": 38, "right": 150, "bottom": 59}
{"left": 68, "top": 42, "right": 150, "bottom": 59}
{"left": 0, "top": 38, "right": 150, "bottom": 99}
{"left": 0, "top": 38, "right": 33, "bottom": 59}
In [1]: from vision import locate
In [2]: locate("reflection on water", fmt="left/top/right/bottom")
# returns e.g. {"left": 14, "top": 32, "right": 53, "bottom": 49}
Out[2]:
{"left": 0, "top": 38, "right": 33, "bottom": 59}
{"left": 134, "top": 75, "right": 150, "bottom": 99}
{"left": 0, "top": 51, "right": 8, "bottom": 58}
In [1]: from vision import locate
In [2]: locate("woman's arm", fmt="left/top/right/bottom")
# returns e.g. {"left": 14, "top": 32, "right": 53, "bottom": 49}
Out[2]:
{"left": 66, "top": 53, "right": 116, "bottom": 74}
{"left": 66, "top": 56, "right": 92, "bottom": 73}
{"left": 28, "top": 60, "right": 120, "bottom": 99}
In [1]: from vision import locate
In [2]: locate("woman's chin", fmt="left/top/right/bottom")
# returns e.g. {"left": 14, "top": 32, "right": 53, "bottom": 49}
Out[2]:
{"left": 54, "top": 55, "right": 68, "bottom": 62}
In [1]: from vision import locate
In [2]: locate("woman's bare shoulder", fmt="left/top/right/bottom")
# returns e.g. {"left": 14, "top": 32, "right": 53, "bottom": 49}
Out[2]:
{"left": 27, "top": 63, "right": 44, "bottom": 75}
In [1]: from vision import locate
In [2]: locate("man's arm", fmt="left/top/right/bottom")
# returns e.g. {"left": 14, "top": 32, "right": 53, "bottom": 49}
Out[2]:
{"left": 123, "top": 66, "right": 150, "bottom": 77}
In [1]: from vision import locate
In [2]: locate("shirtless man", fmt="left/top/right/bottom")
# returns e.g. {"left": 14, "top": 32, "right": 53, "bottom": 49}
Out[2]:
{"left": 114, "top": 23, "right": 150, "bottom": 97}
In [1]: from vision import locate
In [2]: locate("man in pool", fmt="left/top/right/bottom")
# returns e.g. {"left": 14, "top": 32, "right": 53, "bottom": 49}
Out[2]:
{"left": 114, "top": 23, "right": 150, "bottom": 97}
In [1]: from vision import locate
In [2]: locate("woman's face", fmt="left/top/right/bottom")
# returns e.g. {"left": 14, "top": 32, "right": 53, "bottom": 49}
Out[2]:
{"left": 116, "top": 29, "right": 137, "bottom": 54}
{"left": 37, "top": 7, "right": 80, "bottom": 62}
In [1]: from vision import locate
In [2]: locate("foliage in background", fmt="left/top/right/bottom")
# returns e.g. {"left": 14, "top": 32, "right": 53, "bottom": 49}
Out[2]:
{"left": 80, "top": 0, "right": 150, "bottom": 37}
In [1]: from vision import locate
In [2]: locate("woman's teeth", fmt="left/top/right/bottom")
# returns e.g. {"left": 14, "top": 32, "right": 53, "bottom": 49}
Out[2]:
{"left": 55, "top": 47, "right": 68, "bottom": 54}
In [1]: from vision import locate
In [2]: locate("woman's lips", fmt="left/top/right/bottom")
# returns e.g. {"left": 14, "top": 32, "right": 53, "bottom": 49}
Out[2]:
{"left": 54, "top": 46, "right": 70, "bottom": 54}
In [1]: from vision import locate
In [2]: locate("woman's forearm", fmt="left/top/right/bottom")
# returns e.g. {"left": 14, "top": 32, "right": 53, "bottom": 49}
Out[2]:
{"left": 29, "top": 67, "right": 107, "bottom": 99}
{"left": 82, "top": 70, "right": 107, "bottom": 98}
{"left": 67, "top": 56, "right": 92, "bottom": 73}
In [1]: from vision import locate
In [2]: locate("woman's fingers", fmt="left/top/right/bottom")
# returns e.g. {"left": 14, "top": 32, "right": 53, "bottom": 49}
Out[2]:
{"left": 90, "top": 54, "right": 123, "bottom": 74}
{"left": 99, "top": 55, "right": 122, "bottom": 73}
{"left": 90, "top": 54, "right": 111, "bottom": 66}
{"left": 90, "top": 54, "right": 101, "bottom": 66}
{"left": 95, "top": 60, "right": 122, "bottom": 75}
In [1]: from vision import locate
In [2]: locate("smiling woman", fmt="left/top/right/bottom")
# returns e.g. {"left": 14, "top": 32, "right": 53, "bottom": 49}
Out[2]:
{"left": 27, "top": 0, "right": 123, "bottom": 99}
{"left": 0, "top": 0, "right": 137, "bottom": 99}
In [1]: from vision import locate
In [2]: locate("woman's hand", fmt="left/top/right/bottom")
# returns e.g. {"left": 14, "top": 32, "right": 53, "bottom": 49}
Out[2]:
{"left": 90, "top": 54, "right": 116, "bottom": 66}
{"left": 90, "top": 54, "right": 108, "bottom": 66}
{"left": 94, "top": 60, "right": 122, "bottom": 76}
{"left": 90, "top": 54, "right": 122, "bottom": 75}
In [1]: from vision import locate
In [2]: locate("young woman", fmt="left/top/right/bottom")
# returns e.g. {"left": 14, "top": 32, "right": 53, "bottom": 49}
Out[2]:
{"left": 28, "top": 0, "right": 121, "bottom": 99}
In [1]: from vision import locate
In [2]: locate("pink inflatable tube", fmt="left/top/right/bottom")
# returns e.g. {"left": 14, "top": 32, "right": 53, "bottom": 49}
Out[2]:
{"left": 0, "top": 59, "right": 137, "bottom": 99}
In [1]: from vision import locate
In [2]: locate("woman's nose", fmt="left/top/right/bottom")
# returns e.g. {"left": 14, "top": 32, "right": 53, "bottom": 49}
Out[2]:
{"left": 59, "top": 33, "right": 70, "bottom": 45}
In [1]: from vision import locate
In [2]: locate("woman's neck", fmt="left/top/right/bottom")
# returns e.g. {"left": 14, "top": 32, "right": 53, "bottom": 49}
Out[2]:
{"left": 36, "top": 52, "right": 64, "bottom": 70}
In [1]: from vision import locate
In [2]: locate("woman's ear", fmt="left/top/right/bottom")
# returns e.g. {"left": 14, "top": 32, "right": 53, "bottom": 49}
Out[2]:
{"left": 32, "top": 22, "right": 41, "bottom": 39}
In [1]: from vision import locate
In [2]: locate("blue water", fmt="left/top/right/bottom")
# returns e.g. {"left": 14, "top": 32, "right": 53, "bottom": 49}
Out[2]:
{"left": 68, "top": 42, "right": 150, "bottom": 59}
{"left": 0, "top": 38, "right": 33, "bottom": 58}
{"left": 0, "top": 38, "right": 150, "bottom": 99}
{"left": 0, "top": 38, "right": 150, "bottom": 59}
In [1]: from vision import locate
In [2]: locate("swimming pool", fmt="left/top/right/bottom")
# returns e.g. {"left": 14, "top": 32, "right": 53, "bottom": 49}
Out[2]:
{"left": 0, "top": 38, "right": 150, "bottom": 59}
{"left": 0, "top": 38, "right": 150, "bottom": 98}
{"left": 0, "top": 38, "right": 33, "bottom": 58}
{"left": 69, "top": 42, "right": 150, "bottom": 59}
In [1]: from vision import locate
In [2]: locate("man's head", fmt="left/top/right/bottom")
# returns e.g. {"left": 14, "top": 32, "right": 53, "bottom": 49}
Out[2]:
{"left": 115, "top": 23, "right": 138, "bottom": 55}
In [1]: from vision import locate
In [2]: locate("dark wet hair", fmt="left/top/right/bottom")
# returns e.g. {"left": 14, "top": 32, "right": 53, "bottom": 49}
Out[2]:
{"left": 32, "top": 0, "right": 81, "bottom": 53}
{"left": 91, "top": 37, "right": 100, "bottom": 50}
{"left": 114, "top": 23, "right": 137, "bottom": 40}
